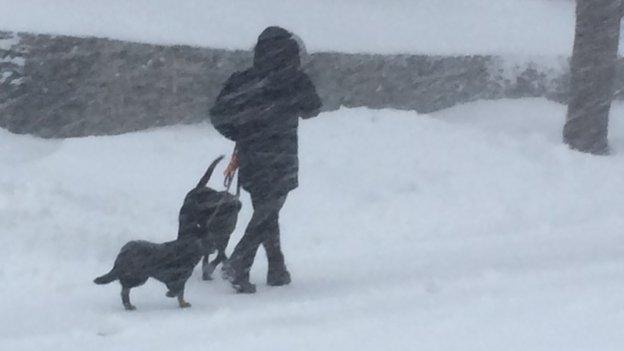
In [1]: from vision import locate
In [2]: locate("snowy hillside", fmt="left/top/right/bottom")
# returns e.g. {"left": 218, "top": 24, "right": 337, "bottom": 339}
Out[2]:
{"left": 1, "top": 99, "right": 624, "bottom": 350}
{"left": 0, "top": 0, "right": 576, "bottom": 55}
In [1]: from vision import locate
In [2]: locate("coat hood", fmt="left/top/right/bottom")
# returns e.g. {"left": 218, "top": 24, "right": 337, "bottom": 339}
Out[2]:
{"left": 253, "top": 26, "right": 301, "bottom": 74}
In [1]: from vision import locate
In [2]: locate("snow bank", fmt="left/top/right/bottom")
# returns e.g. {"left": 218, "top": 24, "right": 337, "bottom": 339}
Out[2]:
{"left": 1, "top": 99, "right": 624, "bottom": 350}
{"left": 0, "top": 0, "right": 575, "bottom": 55}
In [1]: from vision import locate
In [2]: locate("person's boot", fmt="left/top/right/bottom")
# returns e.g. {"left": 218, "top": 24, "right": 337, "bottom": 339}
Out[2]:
{"left": 267, "top": 266, "right": 291, "bottom": 286}
{"left": 222, "top": 260, "right": 256, "bottom": 294}
{"left": 231, "top": 279, "right": 256, "bottom": 294}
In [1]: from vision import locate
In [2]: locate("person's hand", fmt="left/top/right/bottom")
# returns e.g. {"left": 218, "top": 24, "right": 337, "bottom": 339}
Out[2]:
{"left": 224, "top": 153, "right": 239, "bottom": 180}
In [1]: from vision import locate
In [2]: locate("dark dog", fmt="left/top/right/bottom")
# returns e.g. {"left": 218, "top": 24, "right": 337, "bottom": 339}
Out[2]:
{"left": 177, "top": 155, "right": 242, "bottom": 280}
{"left": 93, "top": 237, "right": 203, "bottom": 310}
{"left": 94, "top": 156, "right": 237, "bottom": 310}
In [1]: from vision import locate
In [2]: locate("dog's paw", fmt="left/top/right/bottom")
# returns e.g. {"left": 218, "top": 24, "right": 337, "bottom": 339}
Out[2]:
{"left": 179, "top": 301, "right": 192, "bottom": 308}
{"left": 124, "top": 304, "right": 137, "bottom": 311}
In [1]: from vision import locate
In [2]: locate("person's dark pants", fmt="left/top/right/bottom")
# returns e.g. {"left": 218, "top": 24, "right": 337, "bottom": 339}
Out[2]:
{"left": 229, "top": 192, "right": 288, "bottom": 282}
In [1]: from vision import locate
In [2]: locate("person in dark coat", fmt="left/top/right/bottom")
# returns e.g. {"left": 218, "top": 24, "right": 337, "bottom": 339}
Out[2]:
{"left": 209, "top": 26, "right": 322, "bottom": 293}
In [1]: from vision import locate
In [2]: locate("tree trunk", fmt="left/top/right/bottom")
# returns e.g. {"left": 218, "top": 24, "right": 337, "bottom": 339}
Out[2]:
{"left": 564, "top": 0, "right": 622, "bottom": 155}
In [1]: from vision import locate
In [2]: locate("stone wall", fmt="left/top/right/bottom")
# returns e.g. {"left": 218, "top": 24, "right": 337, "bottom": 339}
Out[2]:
{"left": 0, "top": 31, "right": 605, "bottom": 138}
{"left": 1, "top": 32, "right": 249, "bottom": 137}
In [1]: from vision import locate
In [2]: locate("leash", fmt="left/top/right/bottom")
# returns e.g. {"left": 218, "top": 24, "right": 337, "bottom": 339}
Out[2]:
{"left": 224, "top": 171, "right": 241, "bottom": 198}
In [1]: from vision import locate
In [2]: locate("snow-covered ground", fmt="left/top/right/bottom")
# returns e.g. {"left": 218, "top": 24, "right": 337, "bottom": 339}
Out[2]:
{"left": 1, "top": 99, "right": 624, "bottom": 350}
{"left": 0, "top": 0, "right": 576, "bottom": 55}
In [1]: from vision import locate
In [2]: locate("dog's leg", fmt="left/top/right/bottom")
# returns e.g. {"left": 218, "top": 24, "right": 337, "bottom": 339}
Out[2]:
{"left": 204, "top": 251, "right": 227, "bottom": 280}
{"left": 166, "top": 282, "right": 180, "bottom": 298}
{"left": 121, "top": 287, "right": 136, "bottom": 311}
{"left": 213, "top": 251, "right": 228, "bottom": 266}
{"left": 177, "top": 286, "right": 191, "bottom": 308}
{"left": 202, "top": 254, "right": 212, "bottom": 281}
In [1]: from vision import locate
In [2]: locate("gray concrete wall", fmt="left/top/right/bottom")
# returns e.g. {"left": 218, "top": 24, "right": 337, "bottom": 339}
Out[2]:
{"left": 0, "top": 31, "right": 597, "bottom": 138}
{"left": 1, "top": 31, "right": 249, "bottom": 137}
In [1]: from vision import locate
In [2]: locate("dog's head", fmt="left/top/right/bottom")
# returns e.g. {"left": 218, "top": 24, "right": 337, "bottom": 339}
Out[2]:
{"left": 178, "top": 156, "right": 242, "bottom": 242}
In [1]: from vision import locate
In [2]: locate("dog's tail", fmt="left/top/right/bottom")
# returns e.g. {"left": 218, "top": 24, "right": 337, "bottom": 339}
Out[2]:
{"left": 94, "top": 268, "right": 118, "bottom": 285}
{"left": 195, "top": 155, "right": 225, "bottom": 189}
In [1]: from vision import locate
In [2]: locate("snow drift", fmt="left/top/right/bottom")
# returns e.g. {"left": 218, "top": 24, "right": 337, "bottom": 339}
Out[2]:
{"left": 1, "top": 99, "right": 624, "bottom": 350}
{"left": 0, "top": 0, "right": 576, "bottom": 55}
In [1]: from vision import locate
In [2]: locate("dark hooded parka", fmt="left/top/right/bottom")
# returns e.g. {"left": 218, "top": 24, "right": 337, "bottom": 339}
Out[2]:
{"left": 210, "top": 26, "right": 322, "bottom": 198}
